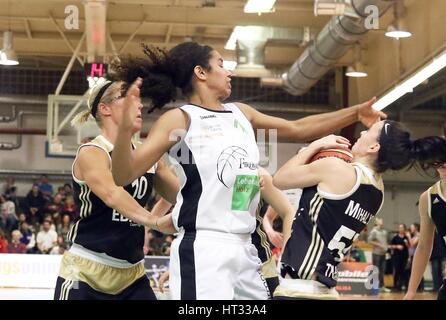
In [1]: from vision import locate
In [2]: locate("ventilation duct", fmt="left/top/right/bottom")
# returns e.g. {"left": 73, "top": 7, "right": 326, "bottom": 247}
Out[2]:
{"left": 283, "top": 0, "right": 395, "bottom": 95}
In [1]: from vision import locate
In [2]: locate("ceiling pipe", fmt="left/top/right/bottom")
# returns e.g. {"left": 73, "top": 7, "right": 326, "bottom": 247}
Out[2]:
{"left": 0, "top": 111, "right": 46, "bottom": 150}
{"left": 283, "top": 0, "right": 395, "bottom": 95}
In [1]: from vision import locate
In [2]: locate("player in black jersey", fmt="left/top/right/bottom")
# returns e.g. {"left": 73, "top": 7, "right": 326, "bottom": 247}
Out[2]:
{"left": 54, "top": 80, "right": 178, "bottom": 300}
{"left": 273, "top": 120, "right": 446, "bottom": 299}
{"left": 405, "top": 134, "right": 446, "bottom": 300}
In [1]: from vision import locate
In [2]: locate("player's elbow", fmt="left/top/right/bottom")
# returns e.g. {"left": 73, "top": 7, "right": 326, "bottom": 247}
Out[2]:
{"left": 112, "top": 171, "right": 130, "bottom": 187}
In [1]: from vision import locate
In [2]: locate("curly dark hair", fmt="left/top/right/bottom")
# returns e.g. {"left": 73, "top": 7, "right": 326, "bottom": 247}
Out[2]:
{"left": 376, "top": 120, "right": 446, "bottom": 173}
{"left": 109, "top": 42, "right": 214, "bottom": 112}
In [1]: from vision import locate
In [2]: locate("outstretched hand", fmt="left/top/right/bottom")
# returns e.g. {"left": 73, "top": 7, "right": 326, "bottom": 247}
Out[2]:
{"left": 356, "top": 97, "right": 387, "bottom": 128}
{"left": 120, "top": 77, "right": 143, "bottom": 131}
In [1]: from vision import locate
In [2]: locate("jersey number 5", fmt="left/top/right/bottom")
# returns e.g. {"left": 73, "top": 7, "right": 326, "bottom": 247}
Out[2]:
{"left": 327, "top": 225, "right": 358, "bottom": 262}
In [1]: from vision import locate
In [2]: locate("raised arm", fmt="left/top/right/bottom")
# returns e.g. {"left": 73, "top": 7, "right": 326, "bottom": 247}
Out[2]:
{"left": 273, "top": 135, "right": 351, "bottom": 190}
{"left": 404, "top": 191, "right": 436, "bottom": 300}
{"left": 77, "top": 146, "right": 176, "bottom": 234}
{"left": 236, "top": 98, "right": 386, "bottom": 142}
{"left": 112, "top": 79, "right": 187, "bottom": 186}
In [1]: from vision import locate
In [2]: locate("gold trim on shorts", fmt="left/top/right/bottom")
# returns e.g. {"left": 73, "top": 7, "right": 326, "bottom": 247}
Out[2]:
{"left": 59, "top": 251, "right": 145, "bottom": 295}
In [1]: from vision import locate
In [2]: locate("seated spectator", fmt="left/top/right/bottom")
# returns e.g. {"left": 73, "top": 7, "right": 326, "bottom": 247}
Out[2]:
{"left": 1, "top": 194, "right": 18, "bottom": 233}
{"left": 45, "top": 193, "right": 63, "bottom": 224}
{"left": 0, "top": 229, "right": 8, "bottom": 253}
{"left": 57, "top": 214, "right": 72, "bottom": 245}
{"left": 2, "top": 176, "right": 17, "bottom": 205}
{"left": 63, "top": 183, "right": 73, "bottom": 197}
{"left": 38, "top": 174, "right": 54, "bottom": 200}
{"left": 8, "top": 230, "right": 27, "bottom": 254}
{"left": 24, "top": 184, "right": 47, "bottom": 226}
{"left": 19, "top": 221, "right": 36, "bottom": 253}
{"left": 161, "top": 235, "right": 174, "bottom": 256}
{"left": 50, "top": 235, "right": 68, "bottom": 255}
{"left": 62, "top": 196, "right": 76, "bottom": 220}
{"left": 36, "top": 219, "right": 57, "bottom": 254}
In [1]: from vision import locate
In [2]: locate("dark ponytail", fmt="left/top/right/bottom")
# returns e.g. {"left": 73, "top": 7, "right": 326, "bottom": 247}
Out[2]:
{"left": 376, "top": 120, "right": 446, "bottom": 173}
{"left": 109, "top": 44, "right": 177, "bottom": 112}
{"left": 109, "top": 42, "right": 214, "bottom": 112}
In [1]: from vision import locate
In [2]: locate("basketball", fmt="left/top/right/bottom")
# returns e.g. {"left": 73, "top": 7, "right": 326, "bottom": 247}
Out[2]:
{"left": 310, "top": 149, "right": 353, "bottom": 163}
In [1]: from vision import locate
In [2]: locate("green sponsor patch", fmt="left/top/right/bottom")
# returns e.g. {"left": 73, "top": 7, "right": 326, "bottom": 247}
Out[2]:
{"left": 231, "top": 175, "right": 259, "bottom": 211}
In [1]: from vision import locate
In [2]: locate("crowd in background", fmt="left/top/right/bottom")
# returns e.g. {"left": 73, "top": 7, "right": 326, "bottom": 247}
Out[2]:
{"left": 0, "top": 175, "right": 172, "bottom": 257}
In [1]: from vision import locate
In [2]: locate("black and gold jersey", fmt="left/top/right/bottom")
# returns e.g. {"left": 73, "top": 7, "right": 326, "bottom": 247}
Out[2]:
{"left": 428, "top": 181, "right": 446, "bottom": 246}
{"left": 68, "top": 135, "right": 155, "bottom": 264}
{"left": 281, "top": 163, "right": 384, "bottom": 288}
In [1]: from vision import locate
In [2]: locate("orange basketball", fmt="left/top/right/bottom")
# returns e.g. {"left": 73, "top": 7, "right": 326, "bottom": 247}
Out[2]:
{"left": 310, "top": 148, "right": 353, "bottom": 163}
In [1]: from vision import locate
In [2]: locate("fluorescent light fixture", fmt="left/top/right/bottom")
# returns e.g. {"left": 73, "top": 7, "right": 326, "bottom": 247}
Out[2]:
{"left": 385, "top": 24, "right": 412, "bottom": 39}
{"left": 373, "top": 50, "right": 446, "bottom": 111}
{"left": 244, "top": 0, "right": 276, "bottom": 14}
{"left": 223, "top": 60, "right": 237, "bottom": 71}
{"left": 345, "top": 64, "right": 368, "bottom": 78}
{"left": 0, "top": 31, "right": 19, "bottom": 66}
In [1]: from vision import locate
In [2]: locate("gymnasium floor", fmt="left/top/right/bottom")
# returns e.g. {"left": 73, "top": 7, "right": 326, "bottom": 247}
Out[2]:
{"left": 0, "top": 288, "right": 437, "bottom": 300}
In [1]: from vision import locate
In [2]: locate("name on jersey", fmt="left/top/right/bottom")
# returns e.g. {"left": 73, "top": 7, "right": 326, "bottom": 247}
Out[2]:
{"left": 344, "top": 200, "right": 373, "bottom": 224}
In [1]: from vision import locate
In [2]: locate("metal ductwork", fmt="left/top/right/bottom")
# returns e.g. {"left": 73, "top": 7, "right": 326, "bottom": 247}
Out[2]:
{"left": 84, "top": 0, "right": 107, "bottom": 62}
{"left": 235, "top": 26, "right": 316, "bottom": 77}
{"left": 283, "top": 0, "right": 395, "bottom": 95}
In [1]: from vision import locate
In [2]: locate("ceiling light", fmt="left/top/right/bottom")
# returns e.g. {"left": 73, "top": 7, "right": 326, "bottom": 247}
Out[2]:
{"left": 244, "top": 0, "right": 276, "bottom": 14}
{"left": 385, "top": 24, "right": 412, "bottom": 39}
{"left": 373, "top": 50, "right": 446, "bottom": 111}
{"left": 0, "top": 31, "right": 19, "bottom": 66}
{"left": 345, "top": 64, "right": 368, "bottom": 78}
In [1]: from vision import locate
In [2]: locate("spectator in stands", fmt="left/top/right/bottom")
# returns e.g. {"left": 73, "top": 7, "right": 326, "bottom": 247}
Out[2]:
{"left": 161, "top": 235, "right": 174, "bottom": 256}
{"left": 24, "top": 184, "right": 46, "bottom": 226}
{"left": 390, "top": 223, "right": 410, "bottom": 292}
{"left": 63, "top": 183, "right": 73, "bottom": 197}
{"left": 62, "top": 195, "right": 76, "bottom": 220}
{"left": 1, "top": 194, "right": 18, "bottom": 234}
{"left": 38, "top": 174, "right": 54, "bottom": 200}
{"left": 45, "top": 193, "right": 63, "bottom": 224}
{"left": 36, "top": 219, "right": 58, "bottom": 254}
{"left": 0, "top": 229, "right": 8, "bottom": 253}
{"left": 431, "top": 231, "right": 446, "bottom": 292}
{"left": 7, "top": 230, "right": 27, "bottom": 254}
{"left": 2, "top": 176, "right": 17, "bottom": 204}
{"left": 407, "top": 223, "right": 424, "bottom": 292}
{"left": 368, "top": 218, "right": 390, "bottom": 292}
{"left": 19, "top": 221, "right": 36, "bottom": 253}
{"left": 57, "top": 214, "right": 72, "bottom": 246}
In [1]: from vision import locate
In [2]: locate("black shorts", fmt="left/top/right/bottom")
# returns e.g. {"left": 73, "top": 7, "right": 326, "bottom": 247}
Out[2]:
{"left": 54, "top": 275, "right": 156, "bottom": 300}
{"left": 438, "top": 278, "right": 446, "bottom": 301}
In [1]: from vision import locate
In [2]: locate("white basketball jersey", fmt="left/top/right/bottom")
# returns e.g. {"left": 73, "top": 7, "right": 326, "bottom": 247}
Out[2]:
{"left": 169, "top": 103, "right": 260, "bottom": 234}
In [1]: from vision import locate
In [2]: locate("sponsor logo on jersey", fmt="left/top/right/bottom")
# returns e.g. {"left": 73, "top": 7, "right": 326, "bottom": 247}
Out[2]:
{"left": 433, "top": 197, "right": 440, "bottom": 204}
{"left": 200, "top": 114, "right": 217, "bottom": 119}
{"left": 325, "top": 263, "right": 339, "bottom": 281}
{"left": 217, "top": 146, "right": 256, "bottom": 187}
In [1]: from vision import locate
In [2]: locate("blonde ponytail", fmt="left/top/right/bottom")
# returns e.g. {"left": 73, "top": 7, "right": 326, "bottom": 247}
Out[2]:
{"left": 71, "top": 109, "right": 92, "bottom": 128}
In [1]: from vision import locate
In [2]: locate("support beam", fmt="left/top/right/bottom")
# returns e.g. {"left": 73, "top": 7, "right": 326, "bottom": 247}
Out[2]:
{"left": 107, "top": 29, "right": 119, "bottom": 60}
{"left": 54, "top": 32, "right": 86, "bottom": 96}
{"left": 23, "top": 19, "right": 33, "bottom": 39}
{"left": 119, "top": 16, "right": 147, "bottom": 54}
{"left": 48, "top": 12, "right": 84, "bottom": 66}
{"left": 164, "top": 24, "right": 173, "bottom": 46}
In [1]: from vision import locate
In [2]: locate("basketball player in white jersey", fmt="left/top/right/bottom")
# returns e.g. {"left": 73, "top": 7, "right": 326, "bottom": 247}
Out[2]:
{"left": 273, "top": 121, "right": 446, "bottom": 299}
{"left": 109, "top": 42, "right": 386, "bottom": 300}
{"left": 54, "top": 80, "right": 178, "bottom": 300}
